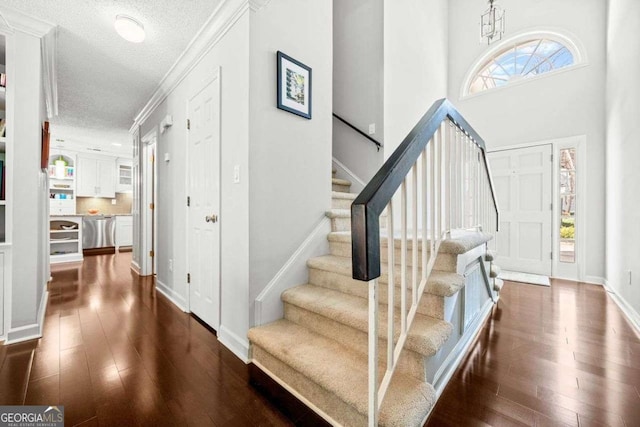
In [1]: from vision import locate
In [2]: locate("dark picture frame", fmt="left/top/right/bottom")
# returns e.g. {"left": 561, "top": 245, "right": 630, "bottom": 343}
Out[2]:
{"left": 41, "top": 121, "right": 50, "bottom": 171}
{"left": 276, "top": 51, "right": 312, "bottom": 119}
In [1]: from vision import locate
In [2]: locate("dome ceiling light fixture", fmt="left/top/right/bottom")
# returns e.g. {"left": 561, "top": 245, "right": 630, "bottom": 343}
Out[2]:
{"left": 114, "top": 14, "right": 146, "bottom": 43}
{"left": 480, "top": 0, "right": 505, "bottom": 45}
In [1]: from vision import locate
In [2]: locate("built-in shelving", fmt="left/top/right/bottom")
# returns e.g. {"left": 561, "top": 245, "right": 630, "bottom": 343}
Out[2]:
{"left": 49, "top": 218, "right": 83, "bottom": 264}
{"left": 49, "top": 151, "right": 76, "bottom": 215}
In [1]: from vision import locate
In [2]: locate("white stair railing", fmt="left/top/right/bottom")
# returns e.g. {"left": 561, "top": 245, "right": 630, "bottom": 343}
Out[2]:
{"left": 350, "top": 99, "right": 498, "bottom": 426}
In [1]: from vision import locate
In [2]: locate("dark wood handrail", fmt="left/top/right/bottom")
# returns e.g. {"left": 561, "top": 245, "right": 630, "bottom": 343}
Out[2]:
{"left": 332, "top": 113, "right": 382, "bottom": 151}
{"left": 350, "top": 98, "right": 500, "bottom": 281}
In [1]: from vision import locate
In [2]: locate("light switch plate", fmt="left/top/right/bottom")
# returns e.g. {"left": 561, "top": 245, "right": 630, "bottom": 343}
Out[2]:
{"left": 111, "top": 199, "right": 117, "bottom": 205}
{"left": 368, "top": 123, "right": 376, "bottom": 135}
{"left": 233, "top": 165, "right": 240, "bottom": 183}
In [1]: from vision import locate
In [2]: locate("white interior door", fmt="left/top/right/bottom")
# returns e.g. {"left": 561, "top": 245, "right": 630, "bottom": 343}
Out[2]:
{"left": 187, "top": 69, "right": 221, "bottom": 330}
{"left": 142, "top": 140, "right": 156, "bottom": 276}
{"left": 489, "top": 145, "right": 552, "bottom": 275}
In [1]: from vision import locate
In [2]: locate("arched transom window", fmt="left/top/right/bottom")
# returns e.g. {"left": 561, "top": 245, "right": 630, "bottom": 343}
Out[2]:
{"left": 468, "top": 37, "right": 577, "bottom": 95}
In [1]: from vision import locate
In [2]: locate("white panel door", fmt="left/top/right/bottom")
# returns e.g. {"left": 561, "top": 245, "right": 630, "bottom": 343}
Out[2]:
{"left": 187, "top": 70, "right": 221, "bottom": 330}
{"left": 489, "top": 145, "right": 552, "bottom": 275}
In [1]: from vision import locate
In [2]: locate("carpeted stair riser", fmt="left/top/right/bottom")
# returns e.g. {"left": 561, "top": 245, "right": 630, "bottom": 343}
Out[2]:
{"left": 308, "top": 267, "right": 446, "bottom": 320}
{"left": 332, "top": 194, "right": 357, "bottom": 210}
{"left": 333, "top": 183, "right": 351, "bottom": 193}
{"left": 251, "top": 345, "right": 369, "bottom": 426}
{"left": 249, "top": 322, "right": 435, "bottom": 427}
{"left": 329, "top": 216, "right": 387, "bottom": 233}
{"left": 284, "top": 303, "right": 426, "bottom": 380}
{"left": 281, "top": 285, "right": 452, "bottom": 360}
{"left": 328, "top": 240, "right": 457, "bottom": 272}
{"left": 307, "top": 256, "right": 464, "bottom": 298}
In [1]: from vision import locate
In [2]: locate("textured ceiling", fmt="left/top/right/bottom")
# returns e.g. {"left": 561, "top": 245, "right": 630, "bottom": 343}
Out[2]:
{"left": 0, "top": 0, "right": 222, "bottom": 155}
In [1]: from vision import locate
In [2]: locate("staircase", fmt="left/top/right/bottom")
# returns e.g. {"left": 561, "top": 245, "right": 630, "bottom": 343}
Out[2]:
{"left": 248, "top": 171, "right": 499, "bottom": 426}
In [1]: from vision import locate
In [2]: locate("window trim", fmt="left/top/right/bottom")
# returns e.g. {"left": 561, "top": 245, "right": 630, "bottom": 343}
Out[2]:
{"left": 460, "top": 28, "right": 588, "bottom": 99}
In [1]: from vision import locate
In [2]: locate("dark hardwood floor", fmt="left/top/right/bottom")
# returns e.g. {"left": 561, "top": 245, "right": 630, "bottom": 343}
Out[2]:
{"left": 0, "top": 253, "right": 638, "bottom": 426}
{"left": 427, "top": 279, "right": 640, "bottom": 427}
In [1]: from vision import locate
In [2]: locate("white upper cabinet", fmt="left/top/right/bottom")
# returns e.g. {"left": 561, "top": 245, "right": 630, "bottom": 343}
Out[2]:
{"left": 77, "top": 154, "right": 116, "bottom": 198}
{"left": 116, "top": 158, "right": 133, "bottom": 193}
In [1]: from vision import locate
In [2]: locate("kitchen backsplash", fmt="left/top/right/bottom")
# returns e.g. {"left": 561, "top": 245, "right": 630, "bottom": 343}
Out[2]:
{"left": 76, "top": 193, "right": 132, "bottom": 215}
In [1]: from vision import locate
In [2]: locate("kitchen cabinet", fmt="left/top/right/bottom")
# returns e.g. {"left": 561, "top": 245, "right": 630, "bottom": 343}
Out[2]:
{"left": 77, "top": 155, "right": 116, "bottom": 198}
{"left": 116, "top": 159, "right": 132, "bottom": 193}
{"left": 50, "top": 216, "right": 83, "bottom": 264}
{"left": 115, "top": 215, "right": 133, "bottom": 249}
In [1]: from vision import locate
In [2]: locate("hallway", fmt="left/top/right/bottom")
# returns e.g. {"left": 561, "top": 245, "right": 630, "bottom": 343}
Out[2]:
{"left": 0, "top": 254, "right": 295, "bottom": 426}
{"left": 0, "top": 253, "right": 639, "bottom": 426}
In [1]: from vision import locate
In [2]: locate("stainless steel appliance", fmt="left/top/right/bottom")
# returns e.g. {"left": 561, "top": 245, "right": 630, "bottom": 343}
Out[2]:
{"left": 83, "top": 215, "right": 116, "bottom": 250}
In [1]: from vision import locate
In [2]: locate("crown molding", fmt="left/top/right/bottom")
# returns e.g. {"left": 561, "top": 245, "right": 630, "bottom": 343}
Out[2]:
{"left": 249, "top": 0, "right": 272, "bottom": 11}
{"left": 131, "top": 0, "right": 272, "bottom": 132}
{"left": 0, "top": 6, "right": 56, "bottom": 38}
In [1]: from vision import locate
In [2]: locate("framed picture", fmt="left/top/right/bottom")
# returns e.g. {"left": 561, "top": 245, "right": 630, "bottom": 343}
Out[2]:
{"left": 41, "top": 121, "right": 50, "bottom": 171}
{"left": 277, "top": 51, "right": 312, "bottom": 119}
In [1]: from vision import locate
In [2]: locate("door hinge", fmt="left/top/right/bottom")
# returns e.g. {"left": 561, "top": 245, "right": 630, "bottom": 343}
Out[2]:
{"left": 187, "top": 119, "right": 191, "bottom": 130}
{"left": 550, "top": 203, "right": 553, "bottom": 210}
{"left": 149, "top": 203, "right": 154, "bottom": 210}
{"left": 149, "top": 250, "right": 154, "bottom": 257}
{"left": 551, "top": 153, "right": 554, "bottom": 162}
{"left": 187, "top": 273, "right": 191, "bottom": 283}
{"left": 550, "top": 252, "right": 553, "bottom": 260}
{"left": 187, "top": 196, "right": 190, "bottom": 207}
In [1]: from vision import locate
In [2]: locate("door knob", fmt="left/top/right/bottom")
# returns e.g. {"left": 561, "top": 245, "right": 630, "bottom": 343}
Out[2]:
{"left": 205, "top": 214, "right": 218, "bottom": 223}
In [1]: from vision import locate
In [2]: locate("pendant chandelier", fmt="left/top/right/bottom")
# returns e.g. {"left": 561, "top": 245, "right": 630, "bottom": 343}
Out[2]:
{"left": 480, "top": 0, "right": 505, "bottom": 45}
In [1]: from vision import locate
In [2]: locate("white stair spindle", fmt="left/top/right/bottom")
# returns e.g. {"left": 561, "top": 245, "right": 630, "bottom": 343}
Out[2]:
{"left": 401, "top": 178, "right": 408, "bottom": 335}
{"left": 368, "top": 278, "right": 379, "bottom": 427}
{"left": 386, "top": 201, "right": 395, "bottom": 373}
{"left": 412, "top": 165, "right": 418, "bottom": 306}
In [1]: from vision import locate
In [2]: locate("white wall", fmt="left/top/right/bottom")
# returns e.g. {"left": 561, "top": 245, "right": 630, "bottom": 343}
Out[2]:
{"left": 383, "top": 0, "right": 448, "bottom": 157}
{"left": 448, "top": 0, "right": 607, "bottom": 281}
{"left": 10, "top": 31, "right": 48, "bottom": 329}
{"left": 137, "top": 11, "right": 251, "bottom": 344}
{"left": 248, "top": 0, "right": 332, "bottom": 326}
{"left": 606, "top": 0, "right": 640, "bottom": 320}
{"left": 333, "top": 0, "right": 384, "bottom": 183}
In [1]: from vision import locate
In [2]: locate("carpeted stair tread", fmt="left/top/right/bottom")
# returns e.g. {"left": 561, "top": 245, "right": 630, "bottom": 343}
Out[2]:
{"left": 332, "top": 177, "right": 352, "bottom": 186}
{"left": 325, "top": 209, "right": 352, "bottom": 219}
{"left": 490, "top": 264, "right": 501, "bottom": 278}
{"left": 248, "top": 320, "right": 435, "bottom": 426}
{"left": 307, "top": 255, "right": 463, "bottom": 298}
{"left": 332, "top": 191, "right": 357, "bottom": 200}
{"left": 485, "top": 249, "right": 496, "bottom": 262}
{"left": 282, "top": 284, "right": 452, "bottom": 356}
{"left": 327, "top": 230, "right": 491, "bottom": 255}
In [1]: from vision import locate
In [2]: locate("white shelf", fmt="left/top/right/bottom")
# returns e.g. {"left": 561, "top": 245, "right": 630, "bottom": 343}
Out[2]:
{"left": 50, "top": 239, "right": 79, "bottom": 244}
{"left": 50, "top": 230, "right": 78, "bottom": 234}
{"left": 49, "top": 177, "right": 75, "bottom": 181}
{"left": 0, "top": 201, "right": 5, "bottom": 206}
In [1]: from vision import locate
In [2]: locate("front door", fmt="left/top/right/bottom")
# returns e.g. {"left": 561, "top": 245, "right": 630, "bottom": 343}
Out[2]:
{"left": 187, "top": 69, "right": 221, "bottom": 330}
{"left": 489, "top": 145, "right": 552, "bottom": 275}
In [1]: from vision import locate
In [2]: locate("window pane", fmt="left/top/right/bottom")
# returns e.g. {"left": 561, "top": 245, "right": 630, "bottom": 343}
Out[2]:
{"left": 559, "top": 148, "right": 576, "bottom": 264}
{"left": 468, "top": 38, "right": 576, "bottom": 94}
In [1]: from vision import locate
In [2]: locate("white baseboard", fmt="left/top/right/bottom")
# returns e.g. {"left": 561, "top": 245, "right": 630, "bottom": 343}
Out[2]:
{"left": 603, "top": 280, "right": 640, "bottom": 334}
{"left": 6, "top": 289, "right": 49, "bottom": 344}
{"left": 130, "top": 260, "right": 141, "bottom": 275}
{"left": 156, "top": 280, "right": 188, "bottom": 312}
{"left": 254, "top": 217, "right": 331, "bottom": 326}
{"left": 219, "top": 324, "right": 249, "bottom": 363}
{"left": 332, "top": 157, "right": 366, "bottom": 194}
{"left": 584, "top": 275, "right": 606, "bottom": 286}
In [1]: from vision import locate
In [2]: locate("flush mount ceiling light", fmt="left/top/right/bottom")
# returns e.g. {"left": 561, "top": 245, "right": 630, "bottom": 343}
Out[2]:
{"left": 114, "top": 15, "right": 145, "bottom": 43}
{"left": 480, "top": 0, "right": 505, "bottom": 45}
